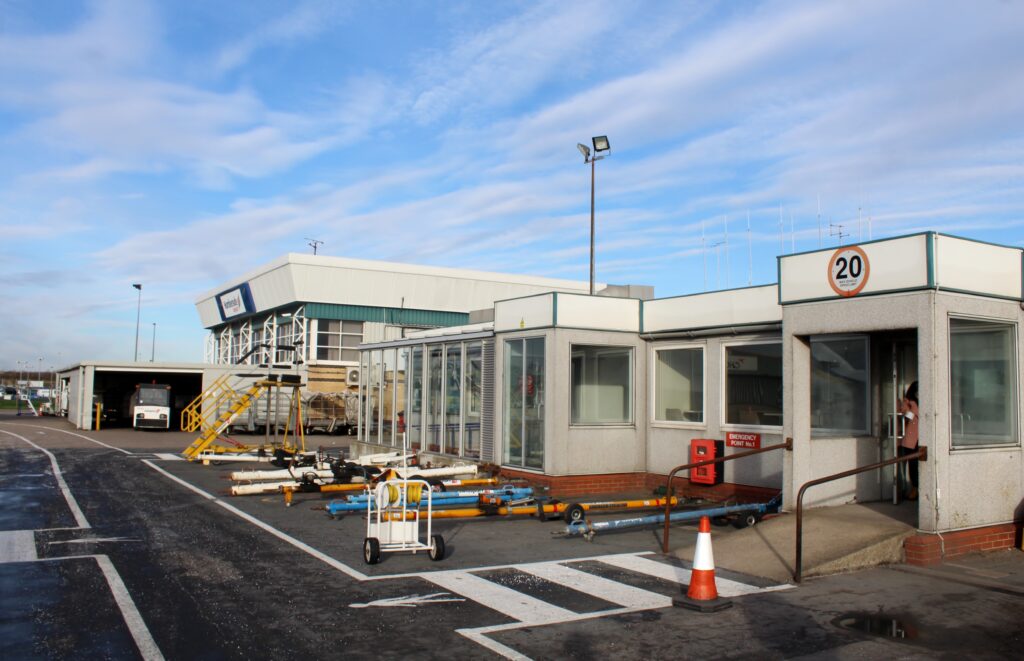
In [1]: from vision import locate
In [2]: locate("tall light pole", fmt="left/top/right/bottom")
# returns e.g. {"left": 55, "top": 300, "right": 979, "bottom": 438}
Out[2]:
{"left": 151, "top": 322, "right": 156, "bottom": 362}
{"left": 132, "top": 283, "right": 142, "bottom": 362}
{"left": 577, "top": 135, "right": 611, "bottom": 295}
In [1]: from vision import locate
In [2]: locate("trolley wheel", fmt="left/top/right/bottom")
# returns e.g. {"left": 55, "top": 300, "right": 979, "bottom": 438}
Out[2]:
{"left": 733, "top": 513, "right": 760, "bottom": 529}
{"left": 711, "top": 516, "right": 730, "bottom": 527}
{"left": 363, "top": 537, "right": 381, "bottom": 565}
{"left": 563, "top": 503, "right": 586, "bottom": 524}
{"left": 428, "top": 534, "right": 445, "bottom": 561}
{"left": 427, "top": 479, "right": 446, "bottom": 492}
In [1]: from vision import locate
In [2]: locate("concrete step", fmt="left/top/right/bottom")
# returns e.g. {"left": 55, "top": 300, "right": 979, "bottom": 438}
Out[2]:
{"left": 671, "top": 501, "right": 918, "bottom": 583}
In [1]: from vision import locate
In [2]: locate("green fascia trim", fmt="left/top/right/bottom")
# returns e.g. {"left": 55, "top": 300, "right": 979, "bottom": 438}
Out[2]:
{"left": 305, "top": 303, "right": 469, "bottom": 327}
{"left": 552, "top": 292, "right": 558, "bottom": 327}
{"left": 639, "top": 299, "right": 644, "bottom": 333}
{"left": 926, "top": 231, "right": 936, "bottom": 288}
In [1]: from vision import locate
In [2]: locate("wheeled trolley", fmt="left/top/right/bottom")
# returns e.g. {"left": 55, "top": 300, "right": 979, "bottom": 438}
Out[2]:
{"left": 363, "top": 479, "right": 445, "bottom": 564}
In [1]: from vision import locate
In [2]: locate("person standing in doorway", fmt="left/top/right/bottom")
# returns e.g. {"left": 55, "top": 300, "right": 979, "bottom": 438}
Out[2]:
{"left": 899, "top": 381, "right": 920, "bottom": 500}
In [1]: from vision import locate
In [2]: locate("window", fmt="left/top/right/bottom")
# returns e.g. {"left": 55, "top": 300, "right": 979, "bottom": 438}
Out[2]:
{"left": 653, "top": 346, "right": 704, "bottom": 423}
{"left": 408, "top": 346, "right": 423, "bottom": 451}
{"left": 811, "top": 336, "right": 870, "bottom": 436}
{"left": 381, "top": 348, "right": 396, "bottom": 446}
{"left": 724, "top": 342, "right": 782, "bottom": 426}
{"left": 316, "top": 320, "right": 363, "bottom": 362}
{"left": 444, "top": 344, "right": 462, "bottom": 455}
{"left": 571, "top": 345, "right": 633, "bottom": 425}
{"left": 464, "top": 342, "right": 483, "bottom": 459}
{"left": 426, "top": 345, "right": 444, "bottom": 452}
{"left": 950, "top": 318, "right": 1018, "bottom": 448}
{"left": 504, "top": 337, "right": 545, "bottom": 469}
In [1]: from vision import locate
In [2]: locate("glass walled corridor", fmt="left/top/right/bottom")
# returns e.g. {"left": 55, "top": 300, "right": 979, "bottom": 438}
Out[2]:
{"left": 360, "top": 337, "right": 486, "bottom": 460}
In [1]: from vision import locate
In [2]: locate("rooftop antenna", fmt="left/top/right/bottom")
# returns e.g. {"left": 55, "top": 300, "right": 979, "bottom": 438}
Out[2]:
{"left": 868, "top": 211, "right": 873, "bottom": 240}
{"left": 710, "top": 240, "right": 725, "bottom": 289}
{"left": 829, "top": 222, "right": 848, "bottom": 246}
{"left": 701, "top": 220, "right": 707, "bottom": 291}
{"left": 817, "top": 194, "right": 822, "bottom": 248}
{"left": 724, "top": 215, "right": 731, "bottom": 288}
{"left": 746, "top": 210, "right": 752, "bottom": 286}
{"left": 305, "top": 238, "right": 323, "bottom": 255}
{"left": 858, "top": 204, "right": 863, "bottom": 241}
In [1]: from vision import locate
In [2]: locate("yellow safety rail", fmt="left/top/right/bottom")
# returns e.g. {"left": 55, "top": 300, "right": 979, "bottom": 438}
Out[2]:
{"left": 180, "top": 374, "right": 232, "bottom": 432}
{"left": 181, "top": 382, "right": 268, "bottom": 461}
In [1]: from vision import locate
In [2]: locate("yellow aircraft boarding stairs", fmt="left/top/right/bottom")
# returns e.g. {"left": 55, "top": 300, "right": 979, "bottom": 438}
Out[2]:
{"left": 180, "top": 375, "right": 306, "bottom": 462}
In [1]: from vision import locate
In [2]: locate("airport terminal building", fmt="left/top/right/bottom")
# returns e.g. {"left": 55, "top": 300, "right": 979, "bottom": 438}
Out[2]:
{"left": 350, "top": 232, "right": 1022, "bottom": 548}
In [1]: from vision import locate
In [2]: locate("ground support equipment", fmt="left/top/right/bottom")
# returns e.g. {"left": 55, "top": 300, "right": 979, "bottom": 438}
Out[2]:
{"left": 559, "top": 497, "right": 780, "bottom": 541}
{"left": 363, "top": 479, "right": 443, "bottom": 564}
{"left": 283, "top": 477, "right": 499, "bottom": 506}
{"left": 328, "top": 486, "right": 534, "bottom": 515}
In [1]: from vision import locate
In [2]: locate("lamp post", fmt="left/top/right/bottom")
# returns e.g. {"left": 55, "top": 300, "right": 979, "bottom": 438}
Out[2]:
{"left": 132, "top": 283, "right": 142, "bottom": 361}
{"left": 576, "top": 135, "right": 610, "bottom": 295}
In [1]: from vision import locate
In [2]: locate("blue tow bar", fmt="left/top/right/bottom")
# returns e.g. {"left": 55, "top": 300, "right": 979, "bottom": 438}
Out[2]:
{"left": 560, "top": 499, "right": 779, "bottom": 541}
{"left": 326, "top": 486, "right": 534, "bottom": 514}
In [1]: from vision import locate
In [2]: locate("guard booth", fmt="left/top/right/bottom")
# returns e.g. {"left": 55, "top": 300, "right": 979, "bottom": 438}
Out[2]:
{"left": 779, "top": 233, "right": 1023, "bottom": 538}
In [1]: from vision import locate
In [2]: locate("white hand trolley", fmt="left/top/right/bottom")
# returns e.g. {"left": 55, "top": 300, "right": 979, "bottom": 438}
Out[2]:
{"left": 363, "top": 478, "right": 445, "bottom": 564}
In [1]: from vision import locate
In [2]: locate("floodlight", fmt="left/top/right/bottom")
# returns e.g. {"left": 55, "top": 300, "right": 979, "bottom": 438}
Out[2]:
{"left": 577, "top": 143, "right": 591, "bottom": 161}
{"left": 592, "top": 135, "right": 610, "bottom": 152}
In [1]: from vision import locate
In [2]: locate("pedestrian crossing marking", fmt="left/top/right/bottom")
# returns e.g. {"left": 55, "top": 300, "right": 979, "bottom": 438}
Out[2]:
{"left": 595, "top": 553, "right": 763, "bottom": 597}
{"left": 517, "top": 561, "right": 672, "bottom": 610}
{"left": 424, "top": 569, "right": 576, "bottom": 624}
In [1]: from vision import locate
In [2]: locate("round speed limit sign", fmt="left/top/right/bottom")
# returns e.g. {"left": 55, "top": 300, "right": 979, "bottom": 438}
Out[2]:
{"left": 827, "top": 245, "right": 870, "bottom": 297}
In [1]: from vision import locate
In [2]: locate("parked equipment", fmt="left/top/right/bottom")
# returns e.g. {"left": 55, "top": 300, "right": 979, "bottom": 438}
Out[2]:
{"left": 559, "top": 496, "right": 781, "bottom": 541}
{"left": 363, "top": 479, "right": 444, "bottom": 564}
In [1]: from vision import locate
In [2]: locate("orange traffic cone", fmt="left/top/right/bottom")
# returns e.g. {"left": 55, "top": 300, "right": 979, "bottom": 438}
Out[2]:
{"left": 673, "top": 515, "right": 733, "bottom": 612}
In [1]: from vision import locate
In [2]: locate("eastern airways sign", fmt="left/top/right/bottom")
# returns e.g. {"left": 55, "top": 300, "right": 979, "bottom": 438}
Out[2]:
{"left": 215, "top": 283, "right": 255, "bottom": 322}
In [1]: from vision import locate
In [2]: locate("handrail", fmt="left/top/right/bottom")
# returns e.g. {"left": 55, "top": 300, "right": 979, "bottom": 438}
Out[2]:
{"left": 794, "top": 445, "right": 928, "bottom": 583}
{"left": 661, "top": 438, "right": 792, "bottom": 553}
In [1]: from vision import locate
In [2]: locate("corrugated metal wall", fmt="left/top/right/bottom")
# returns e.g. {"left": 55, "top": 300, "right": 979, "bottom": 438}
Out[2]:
{"left": 481, "top": 338, "right": 495, "bottom": 464}
{"left": 305, "top": 303, "right": 469, "bottom": 327}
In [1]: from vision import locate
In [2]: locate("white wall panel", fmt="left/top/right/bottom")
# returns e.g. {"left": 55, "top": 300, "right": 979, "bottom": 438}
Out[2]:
{"left": 494, "top": 294, "right": 554, "bottom": 331}
{"left": 780, "top": 235, "right": 928, "bottom": 303}
{"left": 557, "top": 294, "right": 639, "bottom": 332}
{"left": 644, "top": 285, "right": 780, "bottom": 332}
{"left": 935, "top": 235, "right": 1022, "bottom": 299}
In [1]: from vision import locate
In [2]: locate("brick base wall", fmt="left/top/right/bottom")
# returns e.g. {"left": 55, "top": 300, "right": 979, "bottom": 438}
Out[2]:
{"left": 905, "top": 522, "right": 1021, "bottom": 566}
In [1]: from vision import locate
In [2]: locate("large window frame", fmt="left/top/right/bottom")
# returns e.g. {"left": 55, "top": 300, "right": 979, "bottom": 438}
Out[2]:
{"left": 721, "top": 340, "right": 783, "bottom": 429}
{"left": 570, "top": 344, "right": 634, "bottom": 426}
{"left": 315, "top": 319, "right": 363, "bottom": 363}
{"left": 809, "top": 334, "right": 871, "bottom": 438}
{"left": 949, "top": 315, "right": 1019, "bottom": 450}
{"left": 651, "top": 343, "right": 705, "bottom": 426}
{"left": 504, "top": 336, "right": 545, "bottom": 470}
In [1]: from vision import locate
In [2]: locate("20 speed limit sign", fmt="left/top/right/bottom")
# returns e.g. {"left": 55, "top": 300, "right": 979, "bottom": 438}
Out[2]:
{"left": 827, "top": 245, "right": 870, "bottom": 297}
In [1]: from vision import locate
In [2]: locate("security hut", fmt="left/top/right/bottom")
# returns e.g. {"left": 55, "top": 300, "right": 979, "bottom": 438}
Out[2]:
{"left": 779, "top": 232, "right": 1022, "bottom": 556}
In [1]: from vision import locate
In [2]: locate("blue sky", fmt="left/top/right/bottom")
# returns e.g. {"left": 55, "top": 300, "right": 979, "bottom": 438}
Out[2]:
{"left": 2, "top": 0, "right": 1023, "bottom": 370}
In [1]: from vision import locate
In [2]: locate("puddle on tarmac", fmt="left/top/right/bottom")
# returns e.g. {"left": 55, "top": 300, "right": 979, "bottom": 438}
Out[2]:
{"left": 833, "top": 613, "right": 917, "bottom": 640}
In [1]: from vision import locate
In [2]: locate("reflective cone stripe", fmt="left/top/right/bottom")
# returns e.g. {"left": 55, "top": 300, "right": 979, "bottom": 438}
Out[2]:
{"left": 686, "top": 516, "right": 719, "bottom": 601}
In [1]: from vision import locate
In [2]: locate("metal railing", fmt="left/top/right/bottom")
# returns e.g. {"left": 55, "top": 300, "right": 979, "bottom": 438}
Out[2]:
{"left": 661, "top": 438, "right": 793, "bottom": 553}
{"left": 794, "top": 445, "right": 928, "bottom": 583}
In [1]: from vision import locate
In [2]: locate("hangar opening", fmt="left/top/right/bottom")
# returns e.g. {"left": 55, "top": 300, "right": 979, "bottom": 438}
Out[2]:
{"left": 58, "top": 362, "right": 205, "bottom": 431}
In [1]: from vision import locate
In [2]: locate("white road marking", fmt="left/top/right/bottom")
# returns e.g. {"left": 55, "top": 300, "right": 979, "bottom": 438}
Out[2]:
{"left": 0, "top": 424, "right": 134, "bottom": 455}
{"left": 517, "top": 561, "right": 672, "bottom": 609}
{"left": 0, "top": 429, "right": 91, "bottom": 529}
{"left": 94, "top": 555, "right": 165, "bottom": 661}
{"left": 349, "top": 592, "right": 466, "bottom": 608}
{"left": 48, "top": 537, "right": 139, "bottom": 545}
{"left": 596, "top": 553, "right": 764, "bottom": 596}
{"left": 153, "top": 453, "right": 184, "bottom": 461}
{"left": 423, "top": 570, "right": 575, "bottom": 624}
{"left": 0, "top": 530, "right": 38, "bottom": 563}
{"left": 142, "top": 460, "right": 368, "bottom": 581}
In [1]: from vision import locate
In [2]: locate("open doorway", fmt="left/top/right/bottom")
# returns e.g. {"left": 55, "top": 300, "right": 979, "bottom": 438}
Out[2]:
{"left": 877, "top": 333, "right": 918, "bottom": 504}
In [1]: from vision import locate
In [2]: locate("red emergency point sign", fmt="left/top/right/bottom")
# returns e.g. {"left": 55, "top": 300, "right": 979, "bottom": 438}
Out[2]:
{"left": 726, "top": 432, "right": 761, "bottom": 449}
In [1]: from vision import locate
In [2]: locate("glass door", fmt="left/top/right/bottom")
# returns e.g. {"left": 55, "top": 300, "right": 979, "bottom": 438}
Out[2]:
{"left": 879, "top": 337, "right": 917, "bottom": 503}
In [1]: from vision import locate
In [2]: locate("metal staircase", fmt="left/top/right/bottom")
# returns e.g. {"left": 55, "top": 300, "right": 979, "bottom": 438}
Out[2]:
{"left": 181, "top": 381, "right": 269, "bottom": 461}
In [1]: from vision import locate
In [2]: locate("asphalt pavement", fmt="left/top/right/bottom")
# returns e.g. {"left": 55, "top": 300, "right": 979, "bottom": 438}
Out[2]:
{"left": 2, "top": 413, "right": 1021, "bottom": 660}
